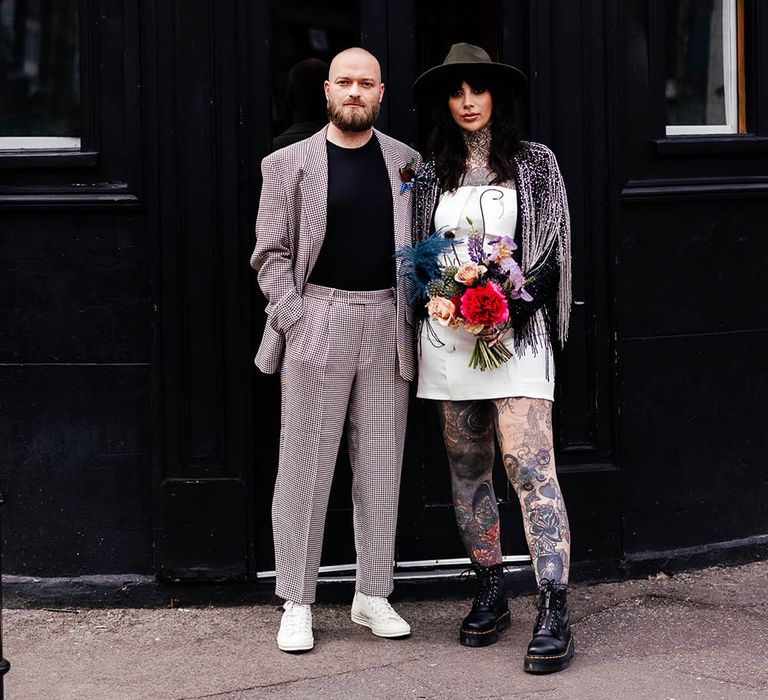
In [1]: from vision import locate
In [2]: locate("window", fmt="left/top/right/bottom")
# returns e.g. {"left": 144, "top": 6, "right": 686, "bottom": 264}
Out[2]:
{"left": 0, "top": 1, "right": 80, "bottom": 150}
{"left": 665, "top": 0, "right": 745, "bottom": 135}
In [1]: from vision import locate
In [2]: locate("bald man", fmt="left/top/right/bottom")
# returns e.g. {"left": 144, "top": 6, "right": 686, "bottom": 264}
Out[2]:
{"left": 251, "top": 48, "right": 421, "bottom": 652}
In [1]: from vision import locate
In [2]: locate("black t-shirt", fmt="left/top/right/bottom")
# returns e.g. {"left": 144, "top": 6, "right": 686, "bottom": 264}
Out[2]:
{"left": 308, "top": 136, "right": 395, "bottom": 290}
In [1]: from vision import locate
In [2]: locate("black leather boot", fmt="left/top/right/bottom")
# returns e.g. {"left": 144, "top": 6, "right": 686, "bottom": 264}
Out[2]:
{"left": 524, "top": 579, "right": 574, "bottom": 673}
{"left": 459, "top": 563, "right": 510, "bottom": 647}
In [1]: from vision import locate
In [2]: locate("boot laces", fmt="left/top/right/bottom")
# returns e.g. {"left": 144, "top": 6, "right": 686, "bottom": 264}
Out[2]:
{"left": 467, "top": 565, "right": 503, "bottom": 608}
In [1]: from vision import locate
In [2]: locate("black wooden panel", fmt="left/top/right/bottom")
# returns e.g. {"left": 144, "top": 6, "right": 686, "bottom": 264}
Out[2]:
{"left": 0, "top": 365, "right": 152, "bottom": 576}
{"left": 617, "top": 200, "right": 768, "bottom": 339}
{"left": 158, "top": 479, "right": 248, "bottom": 580}
{"left": 175, "top": 3, "right": 226, "bottom": 465}
{"left": 0, "top": 212, "right": 149, "bottom": 363}
{"left": 620, "top": 332, "right": 768, "bottom": 553}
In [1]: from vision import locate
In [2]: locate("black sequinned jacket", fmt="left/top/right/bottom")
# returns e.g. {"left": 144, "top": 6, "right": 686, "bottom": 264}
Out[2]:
{"left": 412, "top": 141, "right": 572, "bottom": 353}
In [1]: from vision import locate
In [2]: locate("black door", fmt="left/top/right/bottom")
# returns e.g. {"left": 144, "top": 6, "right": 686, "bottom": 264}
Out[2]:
{"left": 148, "top": 0, "right": 263, "bottom": 580}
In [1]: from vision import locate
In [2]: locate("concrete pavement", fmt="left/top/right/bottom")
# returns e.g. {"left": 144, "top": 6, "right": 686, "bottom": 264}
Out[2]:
{"left": 4, "top": 560, "right": 768, "bottom": 699}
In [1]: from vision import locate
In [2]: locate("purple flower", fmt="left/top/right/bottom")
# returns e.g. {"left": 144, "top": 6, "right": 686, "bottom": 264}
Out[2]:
{"left": 500, "top": 258, "right": 534, "bottom": 301}
{"left": 486, "top": 235, "right": 518, "bottom": 262}
{"left": 500, "top": 257, "right": 523, "bottom": 281}
{"left": 466, "top": 233, "right": 485, "bottom": 265}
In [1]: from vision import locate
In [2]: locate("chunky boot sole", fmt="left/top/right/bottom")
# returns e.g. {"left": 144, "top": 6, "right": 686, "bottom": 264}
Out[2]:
{"left": 459, "top": 610, "right": 511, "bottom": 647}
{"left": 524, "top": 636, "right": 574, "bottom": 673}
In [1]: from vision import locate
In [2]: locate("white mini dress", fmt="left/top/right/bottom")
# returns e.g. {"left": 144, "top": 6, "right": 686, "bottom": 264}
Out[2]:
{"left": 416, "top": 185, "right": 555, "bottom": 402}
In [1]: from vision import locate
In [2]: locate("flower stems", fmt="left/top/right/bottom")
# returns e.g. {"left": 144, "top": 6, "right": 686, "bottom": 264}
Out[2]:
{"left": 468, "top": 337, "right": 514, "bottom": 371}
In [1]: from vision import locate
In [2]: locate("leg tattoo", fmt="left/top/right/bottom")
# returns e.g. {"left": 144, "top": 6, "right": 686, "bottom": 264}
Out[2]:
{"left": 492, "top": 398, "right": 571, "bottom": 583}
{"left": 438, "top": 401, "right": 502, "bottom": 567}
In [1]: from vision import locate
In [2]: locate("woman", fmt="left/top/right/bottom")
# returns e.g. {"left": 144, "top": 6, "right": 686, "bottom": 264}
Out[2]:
{"left": 412, "top": 44, "right": 574, "bottom": 673}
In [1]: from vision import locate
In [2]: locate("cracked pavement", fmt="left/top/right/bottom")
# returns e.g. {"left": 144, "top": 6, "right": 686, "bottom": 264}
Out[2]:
{"left": 4, "top": 560, "right": 768, "bottom": 699}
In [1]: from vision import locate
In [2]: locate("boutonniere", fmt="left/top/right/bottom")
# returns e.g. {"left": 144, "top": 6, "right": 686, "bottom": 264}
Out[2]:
{"left": 399, "top": 157, "right": 417, "bottom": 194}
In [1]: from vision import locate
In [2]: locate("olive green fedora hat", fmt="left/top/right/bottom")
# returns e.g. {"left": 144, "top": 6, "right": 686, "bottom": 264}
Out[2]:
{"left": 413, "top": 42, "right": 527, "bottom": 101}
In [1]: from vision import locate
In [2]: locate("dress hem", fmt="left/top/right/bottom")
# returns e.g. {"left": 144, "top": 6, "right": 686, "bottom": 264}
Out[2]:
{"left": 416, "top": 387, "right": 554, "bottom": 402}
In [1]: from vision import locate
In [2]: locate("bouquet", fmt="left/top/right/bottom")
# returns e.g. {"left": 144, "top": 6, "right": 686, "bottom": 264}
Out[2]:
{"left": 397, "top": 218, "right": 533, "bottom": 371}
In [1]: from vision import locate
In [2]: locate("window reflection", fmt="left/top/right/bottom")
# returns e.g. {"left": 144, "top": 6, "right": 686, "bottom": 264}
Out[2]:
{"left": 0, "top": 0, "right": 80, "bottom": 138}
{"left": 665, "top": 0, "right": 736, "bottom": 131}
{"left": 270, "top": 1, "right": 358, "bottom": 150}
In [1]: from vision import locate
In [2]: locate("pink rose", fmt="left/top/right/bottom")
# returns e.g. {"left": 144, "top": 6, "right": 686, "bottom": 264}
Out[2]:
{"left": 454, "top": 262, "right": 487, "bottom": 286}
{"left": 426, "top": 296, "right": 456, "bottom": 326}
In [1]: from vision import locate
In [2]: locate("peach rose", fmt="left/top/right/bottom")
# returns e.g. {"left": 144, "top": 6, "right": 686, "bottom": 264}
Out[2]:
{"left": 426, "top": 296, "right": 456, "bottom": 326}
{"left": 454, "top": 262, "right": 487, "bottom": 286}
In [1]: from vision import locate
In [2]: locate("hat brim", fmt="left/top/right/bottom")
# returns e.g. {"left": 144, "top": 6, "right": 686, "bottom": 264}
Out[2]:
{"left": 413, "top": 61, "right": 527, "bottom": 102}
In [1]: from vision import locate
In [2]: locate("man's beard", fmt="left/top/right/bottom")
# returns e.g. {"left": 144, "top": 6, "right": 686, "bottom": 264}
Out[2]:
{"left": 327, "top": 98, "right": 380, "bottom": 132}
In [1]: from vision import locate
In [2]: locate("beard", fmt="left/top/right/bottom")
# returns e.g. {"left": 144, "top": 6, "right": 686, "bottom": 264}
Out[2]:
{"left": 326, "top": 97, "right": 380, "bottom": 132}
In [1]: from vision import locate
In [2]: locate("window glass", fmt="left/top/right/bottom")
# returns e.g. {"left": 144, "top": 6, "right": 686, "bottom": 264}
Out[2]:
{"left": 665, "top": 0, "right": 738, "bottom": 135}
{"left": 0, "top": 0, "right": 80, "bottom": 144}
{"left": 270, "top": 1, "right": 358, "bottom": 152}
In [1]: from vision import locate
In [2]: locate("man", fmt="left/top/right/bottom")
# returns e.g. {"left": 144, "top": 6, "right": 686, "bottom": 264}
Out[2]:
{"left": 251, "top": 47, "right": 420, "bottom": 653}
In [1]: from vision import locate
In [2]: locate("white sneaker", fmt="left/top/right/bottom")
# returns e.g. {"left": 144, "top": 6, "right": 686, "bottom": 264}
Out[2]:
{"left": 351, "top": 591, "right": 411, "bottom": 638}
{"left": 277, "top": 601, "right": 314, "bottom": 652}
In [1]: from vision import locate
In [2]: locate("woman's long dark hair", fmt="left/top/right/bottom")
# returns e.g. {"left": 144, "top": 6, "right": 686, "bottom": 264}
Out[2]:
{"left": 425, "top": 73, "right": 523, "bottom": 192}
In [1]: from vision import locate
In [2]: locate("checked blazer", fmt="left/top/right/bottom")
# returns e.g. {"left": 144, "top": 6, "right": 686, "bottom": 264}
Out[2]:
{"left": 250, "top": 126, "right": 421, "bottom": 381}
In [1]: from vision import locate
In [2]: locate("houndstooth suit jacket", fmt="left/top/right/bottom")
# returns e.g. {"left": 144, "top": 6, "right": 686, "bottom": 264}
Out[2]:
{"left": 251, "top": 126, "right": 421, "bottom": 381}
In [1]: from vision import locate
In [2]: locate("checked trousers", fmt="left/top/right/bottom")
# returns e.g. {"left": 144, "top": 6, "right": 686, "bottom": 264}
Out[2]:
{"left": 273, "top": 283, "right": 410, "bottom": 604}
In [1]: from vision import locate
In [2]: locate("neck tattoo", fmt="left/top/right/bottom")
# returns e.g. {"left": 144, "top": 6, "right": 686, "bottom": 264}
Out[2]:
{"left": 461, "top": 125, "right": 494, "bottom": 186}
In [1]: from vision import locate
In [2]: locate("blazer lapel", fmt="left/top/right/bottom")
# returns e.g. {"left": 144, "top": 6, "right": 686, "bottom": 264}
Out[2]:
{"left": 375, "top": 130, "right": 416, "bottom": 328}
{"left": 375, "top": 129, "right": 410, "bottom": 251}
{"left": 299, "top": 126, "right": 329, "bottom": 282}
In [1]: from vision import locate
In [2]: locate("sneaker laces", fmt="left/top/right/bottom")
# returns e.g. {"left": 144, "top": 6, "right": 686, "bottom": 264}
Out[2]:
{"left": 365, "top": 596, "right": 403, "bottom": 622}
{"left": 282, "top": 602, "right": 311, "bottom": 635}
